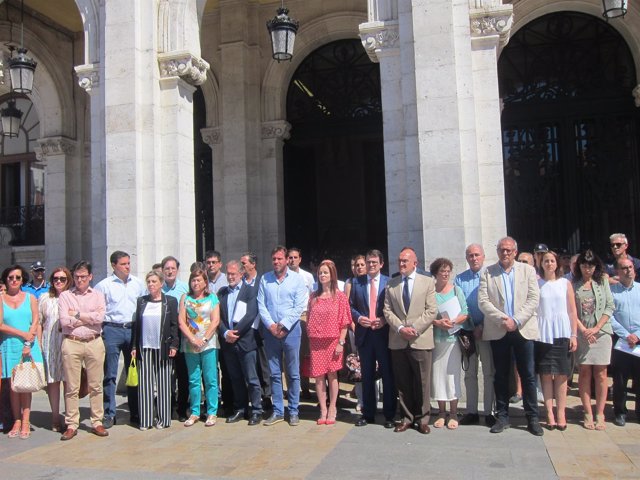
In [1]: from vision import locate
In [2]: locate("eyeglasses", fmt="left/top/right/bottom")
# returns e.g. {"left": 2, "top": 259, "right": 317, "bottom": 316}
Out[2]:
{"left": 7, "top": 275, "right": 22, "bottom": 281}
{"left": 619, "top": 266, "right": 634, "bottom": 271}
{"left": 498, "top": 248, "right": 514, "bottom": 254}
{"left": 611, "top": 243, "right": 625, "bottom": 248}
{"left": 52, "top": 276, "right": 68, "bottom": 283}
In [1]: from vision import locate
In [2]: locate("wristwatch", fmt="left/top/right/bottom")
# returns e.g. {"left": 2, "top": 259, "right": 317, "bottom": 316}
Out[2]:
{"left": 338, "top": 340, "right": 345, "bottom": 346}
{"left": 74, "top": 311, "right": 81, "bottom": 320}
{"left": 24, "top": 341, "right": 32, "bottom": 347}
{"left": 203, "top": 336, "right": 210, "bottom": 343}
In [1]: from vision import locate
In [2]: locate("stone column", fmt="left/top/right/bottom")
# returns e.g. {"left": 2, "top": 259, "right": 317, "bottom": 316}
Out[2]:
{"left": 260, "top": 120, "right": 290, "bottom": 264}
{"left": 34, "top": 137, "right": 78, "bottom": 269}
{"left": 470, "top": 1, "right": 512, "bottom": 257}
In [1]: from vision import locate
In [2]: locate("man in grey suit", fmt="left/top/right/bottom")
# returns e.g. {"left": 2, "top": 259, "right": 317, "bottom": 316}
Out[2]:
{"left": 383, "top": 247, "right": 438, "bottom": 434}
{"left": 478, "top": 236, "right": 543, "bottom": 436}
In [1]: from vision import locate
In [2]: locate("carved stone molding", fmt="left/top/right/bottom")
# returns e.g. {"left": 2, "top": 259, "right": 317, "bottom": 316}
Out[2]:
{"left": 633, "top": 85, "right": 640, "bottom": 107}
{"left": 201, "top": 127, "right": 221, "bottom": 147}
{"left": 261, "top": 121, "right": 291, "bottom": 140}
{"left": 74, "top": 63, "right": 100, "bottom": 93}
{"left": 469, "top": 4, "right": 513, "bottom": 50}
{"left": 158, "top": 51, "right": 210, "bottom": 86}
{"left": 359, "top": 21, "right": 400, "bottom": 63}
{"left": 35, "top": 136, "right": 77, "bottom": 162}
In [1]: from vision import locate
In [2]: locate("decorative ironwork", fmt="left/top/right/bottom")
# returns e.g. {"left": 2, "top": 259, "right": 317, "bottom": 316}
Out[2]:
{"left": 0, "top": 205, "right": 44, "bottom": 245}
{"left": 499, "top": 12, "right": 640, "bottom": 255}
{"left": 287, "top": 40, "right": 382, "bottom": 129}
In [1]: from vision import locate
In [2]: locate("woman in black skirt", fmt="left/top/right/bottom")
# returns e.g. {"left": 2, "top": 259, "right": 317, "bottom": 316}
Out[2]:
{"left": 535, "top": 251, "right": 578, "bottom": 430}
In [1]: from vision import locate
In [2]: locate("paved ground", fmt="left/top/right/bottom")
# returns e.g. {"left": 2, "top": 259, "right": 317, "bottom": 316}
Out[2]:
{"left": 0, "top": 379, "right": 638, "bottom": 479}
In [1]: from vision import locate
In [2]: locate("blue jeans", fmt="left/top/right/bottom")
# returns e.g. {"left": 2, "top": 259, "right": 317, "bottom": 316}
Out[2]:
{"left": 102, "top": 324, "right": 138, "bottom": 419}
{"left": 262, "top": 323, "right": 301, "bottom": 417}
{"left": 184, "top": 348, "right": 219, "bottom": 416}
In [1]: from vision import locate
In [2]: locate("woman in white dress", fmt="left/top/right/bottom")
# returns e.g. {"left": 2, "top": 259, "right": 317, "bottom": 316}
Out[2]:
{"left": 535, "top": 252, "right": 578, "bottom": 430}
{"left": 38, "top": 267, "right": 72, "bottom": 431}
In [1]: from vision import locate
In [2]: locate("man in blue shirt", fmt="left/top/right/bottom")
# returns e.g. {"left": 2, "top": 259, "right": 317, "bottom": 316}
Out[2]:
{"left": 22, "top": 261, "right": 49, "bottom": 299}
{"left": 610, "top": 258, "right": 640, "bottom": 426}
{"left": 95, "top": 251, "right": 146, "bottom": 428}
{"left": 258, "top": 245, "right": 307, "bottom": 426}
{"left": 161, "top": 255, "right": 190, "bottom": 421}
{"left": 455, "top": 244, "right": 495, "bottom": 426}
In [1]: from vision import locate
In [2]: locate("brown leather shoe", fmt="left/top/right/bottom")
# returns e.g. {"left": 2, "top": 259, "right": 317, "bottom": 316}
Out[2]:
{"left": 60, "top": 428, "right": 77, "bottom": 441}
{"left": 417, "top": 423, "right": 431, "bottom": 434}
{"left": 91, "top": 425, "right": 109, "bottom": 437}
{"left": 394, "top": 422, "right": 411, "bottom": 432}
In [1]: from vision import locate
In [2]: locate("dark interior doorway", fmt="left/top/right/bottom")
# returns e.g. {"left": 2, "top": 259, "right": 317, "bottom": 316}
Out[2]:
{"left": 499, "top": 12, "right": 640, "bottom": 258}
{"left": 284, "top": 39, "right": 386, "bottom": 276}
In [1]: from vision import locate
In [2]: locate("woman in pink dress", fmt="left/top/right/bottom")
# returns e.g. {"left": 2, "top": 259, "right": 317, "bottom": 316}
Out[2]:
{"left": 303, "top": 260, "right": 351, "bottom": 425}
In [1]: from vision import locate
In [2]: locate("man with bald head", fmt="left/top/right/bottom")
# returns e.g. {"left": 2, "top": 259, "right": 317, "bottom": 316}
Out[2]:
{"left": 478, "top": 237, "right": 542, "bottom": 436}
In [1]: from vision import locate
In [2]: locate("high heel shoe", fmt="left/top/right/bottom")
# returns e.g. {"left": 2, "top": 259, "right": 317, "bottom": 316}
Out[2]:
{"left": 20, "top": 421, "right": 31, "bottom": 439}
{"left": 317, "top": 416, "right": 327, "bottom": 425}
{"left": 8, "top": 420, "right": 21, "bottom": 438}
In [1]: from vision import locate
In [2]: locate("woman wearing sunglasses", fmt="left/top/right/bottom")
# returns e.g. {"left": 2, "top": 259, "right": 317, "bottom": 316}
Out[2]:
{"left": 39, "top": 267, "right": 73, "bottom": 431}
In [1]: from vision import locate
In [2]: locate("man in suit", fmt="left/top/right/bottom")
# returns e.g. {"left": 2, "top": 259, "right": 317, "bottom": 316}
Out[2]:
{"left": 218, "top": 260, "right": 263, "bottom": 426}
{"left": 349, "top": 249, "right": 396, "bottom": 428}
{"left": 478, "top": 236, "right": 543, "bottom": 436}
{"left": 383, "top": 247, "right": 437, "bottom": 434}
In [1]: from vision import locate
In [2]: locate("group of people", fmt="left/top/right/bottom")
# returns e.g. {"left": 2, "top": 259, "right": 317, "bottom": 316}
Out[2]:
{"left": 0, "top": 232, "right": 638, "bottom": 442}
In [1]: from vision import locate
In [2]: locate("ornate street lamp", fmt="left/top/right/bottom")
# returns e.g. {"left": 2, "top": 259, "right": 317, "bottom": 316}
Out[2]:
{"left": 602, "top": 0, "right": 628, "bottom": 19}
{"left": 8, "top": 0, "right": 37, "bottom": 94}
{"left": 1, "top": 99, "right": 23, "bottom": 137}
{"left": 266, "top": 2, "right": 299, "bottom": 62}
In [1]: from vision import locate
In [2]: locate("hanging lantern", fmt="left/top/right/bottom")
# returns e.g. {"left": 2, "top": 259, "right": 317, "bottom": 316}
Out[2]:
{"left": 266, "top": 4, "right": 299, "bottom": 62}
{"left": 9, "top": 47, "right": 37, "bottom": 94}
{"left": 1, "top": 99, "right": 23, "bottom": 137}
{"left": 602, "top": 0, "right": 628, "bottom": 19}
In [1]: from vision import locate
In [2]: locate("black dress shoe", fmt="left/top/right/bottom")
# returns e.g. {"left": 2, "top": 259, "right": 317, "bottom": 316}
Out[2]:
{"left": 527, "top": 421, "right": 544, "bottom": 436}
{"left": 248, "top": 414, "right": 262, "bottom": 426}
{"left": 614, "top": 414, "right": 626, "bottom": 427}
{"left": 226, "top": 411, "right": 244, "bottom": 424}
{"left": 459, "top": 413, "right": 480, "bottom": 425}
{"left": 355, "top": 417, "right": 373, "bottom": 427}
{"left": 484, "top": 414, "right": 497, "bottom": 427}
{"left": 384, "top": 420, "right": 396, "bottom": 429}
{"left": 490, "top": 419, "right": 510, "bottom": 433}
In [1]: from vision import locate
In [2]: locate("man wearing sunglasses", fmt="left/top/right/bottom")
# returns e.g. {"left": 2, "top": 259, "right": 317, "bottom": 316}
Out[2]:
{"left": 606, "top": 233, "right": 640, "bottom": 284}
{"left": 22, "top": 260, "right": 50, "bottom": 299}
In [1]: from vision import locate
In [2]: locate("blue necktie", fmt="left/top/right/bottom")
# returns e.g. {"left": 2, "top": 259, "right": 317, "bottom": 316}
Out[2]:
{"left": 402, "top": 276, "right": 410, "bottom": 312}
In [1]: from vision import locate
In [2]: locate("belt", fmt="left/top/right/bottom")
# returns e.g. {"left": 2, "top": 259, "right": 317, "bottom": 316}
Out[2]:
{"left": 103, "top": 322, "right": 133, "bottom": 329}
{"left": 65, "top": 334, "right": 100, "bottom": 342}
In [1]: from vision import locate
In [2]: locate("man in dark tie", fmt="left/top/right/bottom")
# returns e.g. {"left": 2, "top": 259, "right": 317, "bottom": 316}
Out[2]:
{"left": 383, "top": 247, "right": 437, "bottom": 434}
{"left": 217, "top": 260, "right": 263, "bottom": 426}
{"left": 349, "top": 249, "right": 396, "bottom": 428}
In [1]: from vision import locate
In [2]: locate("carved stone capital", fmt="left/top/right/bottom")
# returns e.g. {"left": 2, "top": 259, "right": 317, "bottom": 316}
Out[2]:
{"left": 633, "top": 85, "right": 640, "bottom": 107}
{"left": 201, "top": 127, "right": 221, "bottom": 147}
{"left": 35, "top": 137, "right": 77, "bottom": 162}
{"left": 469, "top": 4, "right": 513, "bottom": 50}
{"left": 158, "top": 51, "right": 210, "bottom": 86}
{"left": 359, "top": 21, "right": 400, "bottom": 63}
{"left": 74, "top": 63, "right": 100, "bottom": 93}
{"left": 261, "top": 121, "right": 291, "bottom": 140}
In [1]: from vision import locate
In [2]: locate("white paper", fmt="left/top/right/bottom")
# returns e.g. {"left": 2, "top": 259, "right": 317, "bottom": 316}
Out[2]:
{"left": 614, "top": 338, "right": 640, "bottom": 358}
{"left": 438, "top": 296, "right": 462, "bottom": 335}
{"left": 232, "top": 301, "right": 247, "bottom": 325}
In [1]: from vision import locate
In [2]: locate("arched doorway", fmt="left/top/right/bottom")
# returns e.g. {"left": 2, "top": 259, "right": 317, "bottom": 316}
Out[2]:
{"left": 498, "top": 12, "right": 640, "bottom": 256}
{"left": 284, "top": 39, "right": 386, "bottom": 274}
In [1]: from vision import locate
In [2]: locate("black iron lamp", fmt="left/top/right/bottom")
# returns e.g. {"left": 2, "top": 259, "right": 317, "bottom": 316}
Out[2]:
{"left": 1, "top": 99, "right": 23, "bottom": 137}
{"left": 602, "top": 0, "right": 628, "bottom": 19}
{"left": 266, "top": 1, "right": 299, "bottom": 62}
{"left": 8, "top": 0, "right": 37, "bottom": 94}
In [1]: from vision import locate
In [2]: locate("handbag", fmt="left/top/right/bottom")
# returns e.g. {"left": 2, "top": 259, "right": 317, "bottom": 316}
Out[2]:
{"left": 456, "top": 329, "right": 476, "bottom": 371}
{"left": 125, "top": 357, "right": 138, "bottom": 387}
{"left": 11, "top": 355, "right": 47, "bottom": 393}
{"left": 345, "top": 353, "right": 362, "bottom": 382}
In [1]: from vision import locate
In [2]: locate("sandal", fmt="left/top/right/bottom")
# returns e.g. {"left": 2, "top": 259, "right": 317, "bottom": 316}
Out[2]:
{"left": 595, "top": 414, "right": 606, "bottom": 431}
{"left": 184, "top": 415, "right": 199, "bottom": 427}
{"left": 434, "top": 414, "right": 447, "bottom": 428}
{"left": 19, "top": 421, "right": 30, "bottom": 439}
{"left": 447, "top": 418, "right": 459, "bottom": 430}
{"left": 583, "top": 414, "right": 595, "bottom": 430}
{"left": 205, "top": 415, "right": 217, "bottom": 427}
{"left": 8, "top": 420, "right": 21, "bottom": 438}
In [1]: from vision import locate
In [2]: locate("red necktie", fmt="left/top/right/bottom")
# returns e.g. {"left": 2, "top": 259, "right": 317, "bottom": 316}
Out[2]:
{"left": 369, "top": 277, "right": 377, "bottom": 321}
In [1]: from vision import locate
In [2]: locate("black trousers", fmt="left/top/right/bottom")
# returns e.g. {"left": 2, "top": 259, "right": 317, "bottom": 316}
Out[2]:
{"left": 611, "top": 347, "right": 640, "bottom": 416}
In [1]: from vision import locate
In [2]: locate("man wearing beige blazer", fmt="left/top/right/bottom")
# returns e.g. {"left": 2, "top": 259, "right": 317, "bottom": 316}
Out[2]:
{"left": 478, "top": 237, "right": 543, "bottom": 436}
{"left": 384, "top": 247, "right": 438, "bottom": 434}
